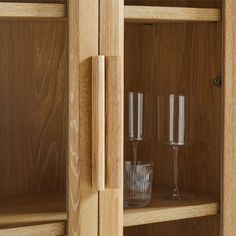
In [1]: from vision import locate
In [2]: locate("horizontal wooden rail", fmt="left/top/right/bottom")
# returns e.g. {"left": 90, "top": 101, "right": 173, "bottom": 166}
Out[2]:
{"left": 125, "top": 6, "right": 221, "bottom": 23}
{"left": 0, "top": 2, "right": 66, "bottom": 18}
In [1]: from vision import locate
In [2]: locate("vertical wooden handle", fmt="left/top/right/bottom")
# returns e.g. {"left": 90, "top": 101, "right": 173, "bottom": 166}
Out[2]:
{"left": 106, "top": 56, "right": 123, "bottom": 189}
{"left": 92, "top": 56, "right": 105, "bottom": 191}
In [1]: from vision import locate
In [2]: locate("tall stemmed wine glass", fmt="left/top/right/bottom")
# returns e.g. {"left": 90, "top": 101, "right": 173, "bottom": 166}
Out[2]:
{"left": 158, "top": 94, "right": 193, "bottom": 200}
{"left": 127, "top": 92, "right": 144, "bottom": 163}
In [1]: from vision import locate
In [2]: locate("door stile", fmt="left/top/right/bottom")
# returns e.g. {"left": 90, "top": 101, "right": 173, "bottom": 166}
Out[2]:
{"left": 68, "top": 0, "right": 99, "bottom": 235}
{"left": 99, "top": 0, "right": 124, "bottom": 236}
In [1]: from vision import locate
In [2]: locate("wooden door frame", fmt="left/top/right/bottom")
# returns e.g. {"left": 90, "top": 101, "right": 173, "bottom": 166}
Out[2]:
{"left": 68, "top": 0, "right": 99, "bottom": 235}
{"left": 99, "top": 0, "right": 124, "bottom": 236}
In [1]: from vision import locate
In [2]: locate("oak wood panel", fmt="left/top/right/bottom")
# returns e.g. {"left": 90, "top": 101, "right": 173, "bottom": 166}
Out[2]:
{"left": 68, "top": 0, "right": 99, "bottom": 235}
{"left": 124, "top": 20, "right": 221, "bottom": 236}
{"left": 125, "top": 6, "right": 221, "bottom": 23}
{"left": 0, "top": 2, "right": 65, "bottom": 18}
{"left": 222, "top": 0, "right": 236, "bottom": 235}
{"left": 0, "top": 193, "right": 66, "bottom": 227}
{"left": 0, "top": 222, "right": 66, "bottom": 236}
{"left": 124, "top": 216, "right": 220, "bottom": 236}
{"left": 0, "top": 21, "right": 67, "bottom": 196}
{"left": 92, "top": 56, "right": 105, "bottom": 191}
{"left": 99, "top": 0, "right": 124, "bottom": 236}
{"left": 124, "top": 187, "right": 218, "bottom": 227}
{"left": 105, "top": 56, "right": 122, "bottom": 189}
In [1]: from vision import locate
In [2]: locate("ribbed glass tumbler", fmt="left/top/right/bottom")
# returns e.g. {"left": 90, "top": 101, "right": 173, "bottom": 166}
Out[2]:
{"left": 124, "top": 161, "right": 153, "bottom": 208}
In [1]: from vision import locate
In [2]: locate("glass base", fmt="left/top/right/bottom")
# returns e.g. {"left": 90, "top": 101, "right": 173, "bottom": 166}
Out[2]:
{"left": 159, "top": 192, "right": 194, "bottom": 201}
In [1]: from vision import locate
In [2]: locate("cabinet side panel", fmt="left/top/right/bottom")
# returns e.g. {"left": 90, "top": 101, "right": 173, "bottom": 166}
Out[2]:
{"left": 68, "top": 0, "right": 99, "bottom": 235}
{"left": 222, "top": 0, "right": 236, "bottom": 235}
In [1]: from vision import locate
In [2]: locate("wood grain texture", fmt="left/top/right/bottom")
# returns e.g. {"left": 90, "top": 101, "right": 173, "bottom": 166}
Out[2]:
{"left": 222, "top": 0, "right": 236, "bottom": 235}
{"left": 0, "top": 193, "right": 66, "bottom": 227}
{"left": 0, "top": 222, "right": 66, "bottom": 236}
{"left": 99, "top": 0, "right": 124, "bottom": 236}
{"left": 105, "top": 56, "right": 122, "bottom": 189}
{"left": 125, "top": 6, "right": 221, "bottom": 23}
{"left": 124, "top": 216, "right": 220, "bottom": 236}
{"left": 124, "top": 187, "right": 218, "bottom": 227}
{"left": 92, "top": 56, "right": 105, "bottom": 191}
{"left": 68, "top": 0, "right": 99, "bottom": 235}
{"left": 0, "top": 2, "right": 65, "bottom": 18}
{"left": 0, "top": 21, "right": 68, "bottom": 196}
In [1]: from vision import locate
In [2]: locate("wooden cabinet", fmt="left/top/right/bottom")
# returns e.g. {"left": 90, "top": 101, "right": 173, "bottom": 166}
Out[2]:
{"left": 0, "top": 0, "right": 235, "bottom": 236}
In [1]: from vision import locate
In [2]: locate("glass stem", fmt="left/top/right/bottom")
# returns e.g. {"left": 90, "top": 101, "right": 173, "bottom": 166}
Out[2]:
{"left": 173, "top": 146, "right": 180, "bottom": 199}
{"left": 132, "top": 141, "right": 138, "bottom": 164}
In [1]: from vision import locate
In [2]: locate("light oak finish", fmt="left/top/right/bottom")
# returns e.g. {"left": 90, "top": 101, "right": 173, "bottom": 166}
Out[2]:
{"left": 92, "top": 56, "right": 105, "bottom": 191}
{"left": 0, "top": 2, "right": 65, "bottom": 18}
{"left": 0, "top": 21, "right": 67, "bottom": 196}
{"left": 222, "top": 0, "right": 236, "bottom": 236}
{"left": 105, "top": 56, "right": 122, "bottom": 189}
{"left": 0, "top": 193, "right": 66, "bottom": 227}
{"left": 68, "top": 0, "right": 99, "bottom": 235}
{"left": 0, "top": 222, "right": 66, "bottom": 236}
{"left": 124, "top": 5, "right": 221, "bottom": 23}
{"left": 124, "top": 188, "right": 218, "bottom": 227}
{"left": 99, "top": 0, "right": 124, "bottom": 236}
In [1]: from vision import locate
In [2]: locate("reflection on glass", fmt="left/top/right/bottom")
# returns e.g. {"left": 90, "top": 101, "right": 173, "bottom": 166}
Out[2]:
{"left": 127, "top": 92, "right": 144, "bottom": 163}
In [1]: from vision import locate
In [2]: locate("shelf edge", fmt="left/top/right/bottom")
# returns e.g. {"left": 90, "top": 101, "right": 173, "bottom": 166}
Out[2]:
{"left": 124, "top": 6, "right": 221, "bottom": 23}
{"left": 0, "top": 3, "right": 66, "bottom": 18}
{"left": 124, "top": 202, "right": 219, "bottom": 227}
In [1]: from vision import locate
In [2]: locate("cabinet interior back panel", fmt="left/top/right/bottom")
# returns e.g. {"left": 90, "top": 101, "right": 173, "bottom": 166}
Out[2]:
{"left": 0, "top": 21, "right": 68, "bottom": 196}
{"left": 124, "top": 216, "right": 220, "bottom": 236}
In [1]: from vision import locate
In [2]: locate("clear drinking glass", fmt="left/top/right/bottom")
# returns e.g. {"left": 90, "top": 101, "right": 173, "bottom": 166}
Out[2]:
{"left": 158, "top": 94, "right": 193, "bottom": 200}
{"left": 125, "top": 92, "right": 144, "bottom": 163}
{"left": 124, "top": 161, "right": 153, "bottom": 208}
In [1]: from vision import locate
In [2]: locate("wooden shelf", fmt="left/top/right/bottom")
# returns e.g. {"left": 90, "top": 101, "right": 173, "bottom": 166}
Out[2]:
{"left": 0, "top": 3, "right": 66, "bottom": 18}
{"left": 0, "top": 192, "right": 66, "bottom": 227}
{"left": 0, "top": 222, "right": 66, "bottom": 236}
{"left": 124, "top": 6, "right": 221, "bottom": 23}
{"left": 124, "top": 188, "right": 219, "bottom": 227}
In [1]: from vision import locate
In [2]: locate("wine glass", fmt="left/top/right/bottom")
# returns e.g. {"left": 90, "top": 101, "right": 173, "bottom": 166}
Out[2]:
{"left": 158, "top": 94, "right": 193, "bottom": 200}
{"left": 126, "top": 91, "right": 144, "bottom": 163}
